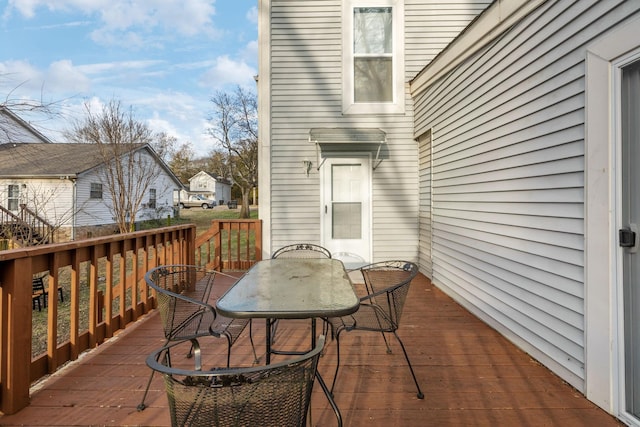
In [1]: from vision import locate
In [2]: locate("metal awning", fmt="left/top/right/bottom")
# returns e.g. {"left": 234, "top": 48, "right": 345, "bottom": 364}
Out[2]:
{"left": 309, "top": 128, "right": 387, "bottom": 169}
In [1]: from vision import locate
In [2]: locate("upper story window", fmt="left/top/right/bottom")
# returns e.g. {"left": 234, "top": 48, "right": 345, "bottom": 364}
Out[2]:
{"left": 90, "top": 182, "right": 103, "bottom": 199}
{"left": 343, "top": 0, "right": 404, "bottom": 115}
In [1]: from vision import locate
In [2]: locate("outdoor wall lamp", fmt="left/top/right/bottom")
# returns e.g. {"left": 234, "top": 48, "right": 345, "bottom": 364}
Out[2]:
{"left": 303, "top": 160, "right": 312, "bottom": 176}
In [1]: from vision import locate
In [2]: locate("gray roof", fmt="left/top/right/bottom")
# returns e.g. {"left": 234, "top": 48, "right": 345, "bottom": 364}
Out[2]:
{"left": 0, "top": 143, "right": 137, "bottom": 177}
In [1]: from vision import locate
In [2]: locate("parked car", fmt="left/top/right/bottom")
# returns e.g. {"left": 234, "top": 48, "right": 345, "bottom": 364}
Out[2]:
{"left": 178, "top": 194, "right": 217, "bottom": 209}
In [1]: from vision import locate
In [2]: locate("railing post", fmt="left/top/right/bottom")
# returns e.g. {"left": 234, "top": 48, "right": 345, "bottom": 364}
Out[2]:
{"left": 0, "top": 257, "right": 33, "bottom": 414}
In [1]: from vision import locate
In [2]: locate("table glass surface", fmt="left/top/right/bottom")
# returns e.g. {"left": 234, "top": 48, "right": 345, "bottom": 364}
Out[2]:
{"left": 216, "top": 258, "right": 359, "bottom": 319}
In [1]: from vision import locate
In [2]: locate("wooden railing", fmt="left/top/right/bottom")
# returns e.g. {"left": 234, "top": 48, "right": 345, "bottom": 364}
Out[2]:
{"left": 0, "top": 219, "right": 262, "bottom": 414}
{"left": 0, "top": 204, "right": 55, "bottom": 245}
{"left": 195, "top": 219, "right": 262, "bottom": 271}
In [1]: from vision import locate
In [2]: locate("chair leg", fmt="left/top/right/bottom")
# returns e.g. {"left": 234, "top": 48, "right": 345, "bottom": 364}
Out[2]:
{"left": 248, "top": 320, "right": 258, "bottom": 364}
{"left": 138, "top": 339, "right": 173, "bottom": 411}
{"left": 330, "top": 329, "right": 344, "bottom": 395}
{"left": 392, "top": 331, "right": 424, "bottom": 399}
{"left": 137, "top": 368, "right": 155, "bottom": 411}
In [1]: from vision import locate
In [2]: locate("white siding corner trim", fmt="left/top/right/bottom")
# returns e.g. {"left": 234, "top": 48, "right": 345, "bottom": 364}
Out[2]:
{"left": 585, "top": 13, "right": 640, "bottom": 417}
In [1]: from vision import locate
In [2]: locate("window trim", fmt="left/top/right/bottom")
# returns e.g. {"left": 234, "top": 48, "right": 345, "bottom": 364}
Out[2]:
{"left": 148, "top": 188, "right": 157, "bottom": 209}
{"left": 342, "top": 0, "right": 405, "bottom": 115}
{"left": 7, "top": 184, "right": 19, "bottom": 211}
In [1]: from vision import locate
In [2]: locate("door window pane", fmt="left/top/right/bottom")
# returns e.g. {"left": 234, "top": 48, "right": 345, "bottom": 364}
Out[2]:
{"left": 333, "top": 203, "right": 362, "bottom": 239}
{"left": 331, "top": 164, "right": 362, "bottom": 239}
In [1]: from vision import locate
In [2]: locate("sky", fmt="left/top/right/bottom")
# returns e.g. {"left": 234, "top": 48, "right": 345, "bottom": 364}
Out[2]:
{"left": 0, "top": 0, "right": 258, "bottom": 156}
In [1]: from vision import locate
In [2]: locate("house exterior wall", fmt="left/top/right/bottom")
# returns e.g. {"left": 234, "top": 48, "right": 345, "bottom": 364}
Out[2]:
{"left": 0, "top": 178, "right": 74, "bottom": 226}
{"left": 259, "top": 0, "right": 490, "bottom": 258}
{"left": 412, "top": 0, "right": 640, "bottom": 398}
{"left": 188, "top": 171, "right": 231, "bottom": 203}
{"left": 77, "top": 150, "right": 177, "bottom": 227}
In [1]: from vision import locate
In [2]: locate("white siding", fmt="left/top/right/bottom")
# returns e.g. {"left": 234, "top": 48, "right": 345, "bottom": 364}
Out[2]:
{"left": 266, "top": 0, "right": 489, "bottom": 259}
{"left": 0, "top": 178, "right": 74, "bottom": 226}
{"left": 76, "top": 150, "right": 178, "bottom": 226}
{"left": 412, "top": 0, "right": 640, "bottom": 390}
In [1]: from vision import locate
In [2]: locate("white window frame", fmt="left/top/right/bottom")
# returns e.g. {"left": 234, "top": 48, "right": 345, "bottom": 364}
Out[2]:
{"left": 148, "top": 188, "right": 157, "bottom": 209}
{"left": 342, "top": 0, "right": 405, "bottom": 115}
{"left": 90, "top": 182, "right": 103, "bottom": 199}
{"left": 7, "top": 184, "right": 19, "bottom": 211}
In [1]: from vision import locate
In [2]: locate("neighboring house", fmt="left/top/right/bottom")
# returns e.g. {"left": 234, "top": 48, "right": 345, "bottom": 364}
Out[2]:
{"left": 259, "top": 0, "right": 640, "bottom": 425}
{"left": 173, "top": 171, "right": 232, "bottom": 207}
{"left": 0, "top": 142, "right": 182, "bottom": 243}
{"left": 188, "top": 171, "right": 232, "bottom": 204}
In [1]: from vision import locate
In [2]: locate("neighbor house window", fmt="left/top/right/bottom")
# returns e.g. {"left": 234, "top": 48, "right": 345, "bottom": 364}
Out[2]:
{"left": 7, "top": 184, "right": 19, "bottom": 211}
{"left": 343, "top": 0, "right": 404, "bottom": 114}
{"left": 148, "top": 189, "right": 157, "bottom": 209}
{"left": 90, "top": 183, "right": 103, "bottom": 199}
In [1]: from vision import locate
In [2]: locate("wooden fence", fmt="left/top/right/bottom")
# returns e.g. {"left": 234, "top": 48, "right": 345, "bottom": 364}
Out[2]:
{"left": 0, "top": 219, "right": 261, "bottom": 414}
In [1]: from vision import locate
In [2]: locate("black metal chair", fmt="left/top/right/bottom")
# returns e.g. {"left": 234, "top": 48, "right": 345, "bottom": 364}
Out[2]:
{"left": 272, "top": 243, "right": 332, "bottom": 259}
{"left": 270, "top": 243, "right": 332, "bottom": 349}
{"left": 32, "top": 276, "right": 63, "bottom": 311}
{"left": 137, "top": 265, "right": 256, "bottom": 411}
{"left": 146, "top": 335, "right": 326, "bottom": 427}
{"left": 327, "top": 260, "right": 424, "bottom": 399}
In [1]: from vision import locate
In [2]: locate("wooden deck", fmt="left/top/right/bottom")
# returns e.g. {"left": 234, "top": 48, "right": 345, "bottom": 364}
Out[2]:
{"left": 0, "top": 273, "right": 623, "bottom": 426}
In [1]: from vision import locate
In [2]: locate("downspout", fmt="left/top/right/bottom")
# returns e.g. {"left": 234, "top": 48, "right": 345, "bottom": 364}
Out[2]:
{"left": 70, "top": 177, "right": 77, "bottom": 240}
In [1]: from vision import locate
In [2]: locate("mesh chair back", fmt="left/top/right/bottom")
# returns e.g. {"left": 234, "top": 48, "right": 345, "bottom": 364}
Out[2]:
{"left": 272, "top": 243, "right": 331, "bottom": 259}
{"left": 148, "top": 336, "right": 325, "bottom": 427}
{"left": 354, "top": 261, "right": 418, "bottom": 331}
{"left": 146, "top": 265, "right": 217, "bottom": 341}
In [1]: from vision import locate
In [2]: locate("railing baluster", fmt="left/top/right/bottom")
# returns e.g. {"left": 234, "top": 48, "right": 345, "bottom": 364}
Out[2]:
{"left": 0, "top": 220, "right": 262, "bottom": 414}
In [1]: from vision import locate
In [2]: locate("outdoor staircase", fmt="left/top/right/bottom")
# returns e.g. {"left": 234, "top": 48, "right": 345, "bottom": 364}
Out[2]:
{"left": 0, "top": 204, "right": 53, "bottom": 247}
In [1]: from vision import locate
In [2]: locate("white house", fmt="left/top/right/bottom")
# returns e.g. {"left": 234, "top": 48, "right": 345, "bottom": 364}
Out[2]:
{"left": 188, "top": 171, "right": 232, "bottom": 204}
{"left": 0, "top": 142, "right": 182, "bottom": 243}
{"left": 258, "top": 0, "right": 640, "bottom": 424}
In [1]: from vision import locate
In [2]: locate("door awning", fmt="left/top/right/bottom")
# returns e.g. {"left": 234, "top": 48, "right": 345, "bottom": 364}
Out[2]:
{"left": 309, "top": 128, "right": 387, "bottom": 169}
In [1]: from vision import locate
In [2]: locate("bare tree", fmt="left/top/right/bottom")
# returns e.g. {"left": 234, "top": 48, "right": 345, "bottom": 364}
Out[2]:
{"left": 66, "top": 100, "right": 167, "bottom": 233}
{"left": 1, "top": 73, "right": 62, "bottom": 143}
{"left": 168, "top": 141, "right": 199, "bottom": 184}
{"left": 207, "top": 86, "right": 258, "bottom": 218}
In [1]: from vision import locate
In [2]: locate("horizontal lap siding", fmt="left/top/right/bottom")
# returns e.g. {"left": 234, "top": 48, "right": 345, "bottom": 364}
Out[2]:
{"left": 269, "top": 0, "right": 489, "bottom": 258}
{"left": 270, "top": 1, "right": 341, "bottom": 247}
{"left": 412, "top": 0, "right": 640, "bottom": 389}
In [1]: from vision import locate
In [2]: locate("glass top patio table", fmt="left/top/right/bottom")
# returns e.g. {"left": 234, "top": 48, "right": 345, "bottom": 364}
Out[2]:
{"left": 216, "top": 258, "right": 359, "bottom": 320}
{"left": 216, "top": 258, "right": 358, "bottom": 427}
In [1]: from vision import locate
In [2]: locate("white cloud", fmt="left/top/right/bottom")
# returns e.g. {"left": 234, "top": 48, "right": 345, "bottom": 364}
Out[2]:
{"left": 247, "top": 6, "right": 258, "bottom": 24}
{"left": 5, "top": 0, "right": 219, "bottom": 47}
{"left": 0, "top": 59, "right": 92, "bottom": 95}
{"left": 199, "top": 55, "right": 256, "bottom": 90}
{"left": 47, "top": 60, "right": 91, "bottom": 92}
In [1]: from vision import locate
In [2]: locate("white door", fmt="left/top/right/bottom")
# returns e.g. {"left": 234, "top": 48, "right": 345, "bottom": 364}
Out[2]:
{"left": 620, "top": 58, "right": 640, "bottom": 422}
{"left": 321, "top": 157, "right": 371, "bottom": 265}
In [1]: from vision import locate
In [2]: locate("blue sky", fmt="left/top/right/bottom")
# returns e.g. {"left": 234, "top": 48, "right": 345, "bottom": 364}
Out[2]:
{"left": 0, "top": 0, "right": 258, "bottom": 156}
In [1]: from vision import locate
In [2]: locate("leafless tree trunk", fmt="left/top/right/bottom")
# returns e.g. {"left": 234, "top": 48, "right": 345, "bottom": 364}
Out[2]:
{"left": 208, "top": 86, "right": 258, "bottom": 218}
{"left": 67, "top": 100, "right": 166, "bottom": 233}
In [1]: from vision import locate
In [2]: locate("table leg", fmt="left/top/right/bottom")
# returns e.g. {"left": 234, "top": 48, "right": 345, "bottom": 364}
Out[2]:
{"left": 265, "top": 318, "right": 272, "bottom": 365}
{"left": 315, "top": 371, "right": 343, "bottom": 427}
